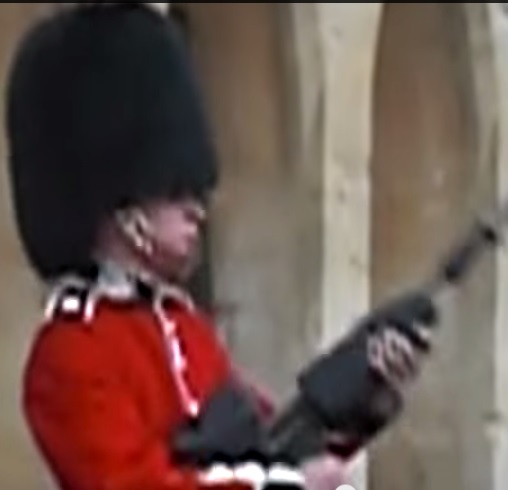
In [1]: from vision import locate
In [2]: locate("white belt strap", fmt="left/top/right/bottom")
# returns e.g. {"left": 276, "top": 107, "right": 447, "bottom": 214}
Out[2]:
{"left": 153, "top": 293, "right": 200, "bottom": 419}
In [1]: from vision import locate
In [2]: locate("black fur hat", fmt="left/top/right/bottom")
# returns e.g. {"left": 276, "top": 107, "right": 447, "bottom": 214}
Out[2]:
{"left": 5, "top": 3, "right": 218, "bottom": 280}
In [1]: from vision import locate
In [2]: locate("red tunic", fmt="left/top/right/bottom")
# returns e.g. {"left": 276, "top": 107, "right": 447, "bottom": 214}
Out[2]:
{"left": 23, "top": 292, "right": 273, "bottom": 490}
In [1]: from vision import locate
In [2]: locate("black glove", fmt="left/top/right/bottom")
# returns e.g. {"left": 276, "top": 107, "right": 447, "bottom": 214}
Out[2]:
{"left": 171, "top": 380, "right": 270, "bottom": 467}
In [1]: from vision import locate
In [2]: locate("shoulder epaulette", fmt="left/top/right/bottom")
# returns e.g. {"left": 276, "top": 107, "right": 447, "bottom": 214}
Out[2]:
{"left": 43, "top": 276, "right": 96, "bottom": 323}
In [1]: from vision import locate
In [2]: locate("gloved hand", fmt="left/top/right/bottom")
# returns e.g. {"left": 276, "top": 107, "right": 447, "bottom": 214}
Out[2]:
{"left": 171, "top": 380, "right": 270, "bottom": 467}
{"left": 172, "top": 381, "right": 313, "bottom": 490}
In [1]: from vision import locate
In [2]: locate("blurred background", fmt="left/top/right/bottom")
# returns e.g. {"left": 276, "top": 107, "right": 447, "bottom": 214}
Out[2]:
{"left": 1, "top": 3, "right": 508, "bottom": 490}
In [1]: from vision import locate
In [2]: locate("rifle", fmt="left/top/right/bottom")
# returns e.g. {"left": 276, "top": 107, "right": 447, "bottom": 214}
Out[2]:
{"left": 173, "top": 195, "right": 508, "bottom": 473}
{"left": 266, "top": 196, "right": 508, "bottom": 463}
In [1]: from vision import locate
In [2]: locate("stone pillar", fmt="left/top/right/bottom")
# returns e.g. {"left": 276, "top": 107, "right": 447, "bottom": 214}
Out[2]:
{"left": 489, "top": 4, "right": 508, "bottom": 490}
{"left": 182, "top": 3, "right": 324, "bottom": 401}
{"left": 370, "top": 4, "right": 498, "bottom": 490}
{"left": 316, "top": 4, "right": 383, "bottom": 489}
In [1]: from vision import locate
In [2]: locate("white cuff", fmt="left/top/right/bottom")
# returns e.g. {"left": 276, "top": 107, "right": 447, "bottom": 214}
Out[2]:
{"left": 197, "top": 462, "right": 305, "bottom": 489}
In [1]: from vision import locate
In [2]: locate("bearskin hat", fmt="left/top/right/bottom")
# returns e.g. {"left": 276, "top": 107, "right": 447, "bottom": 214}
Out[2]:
{"left": 5, "top": 3, "right": 218, "bottom": 280}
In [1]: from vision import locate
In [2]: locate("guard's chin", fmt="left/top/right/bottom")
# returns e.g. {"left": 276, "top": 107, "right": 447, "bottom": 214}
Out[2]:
{"left": 169, "top": 251, "right": 201, "bottom": 284}
{"left": 147, "top": 241, "right": 202, "bottom": 284}
{"left": 182, "top": 255, "right": 201, "bottom": 282}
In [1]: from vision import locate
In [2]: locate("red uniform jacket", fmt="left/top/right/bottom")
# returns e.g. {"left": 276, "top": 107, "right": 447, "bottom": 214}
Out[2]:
{"left": 23, "top": 287, "right": 273, "bottom": 490}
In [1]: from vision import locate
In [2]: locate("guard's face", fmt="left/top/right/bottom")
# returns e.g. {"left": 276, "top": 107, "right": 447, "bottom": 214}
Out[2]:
{"left": 142, "top": 196, "right": 207, "bottom": 282}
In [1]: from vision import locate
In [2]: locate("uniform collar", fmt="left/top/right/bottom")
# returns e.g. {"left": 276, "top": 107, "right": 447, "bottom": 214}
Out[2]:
{"left": 43, "top": 260, "right": 195, "bottom": 323}
{"left": 98, "top": 259, "right": 195, "bottom": 309}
